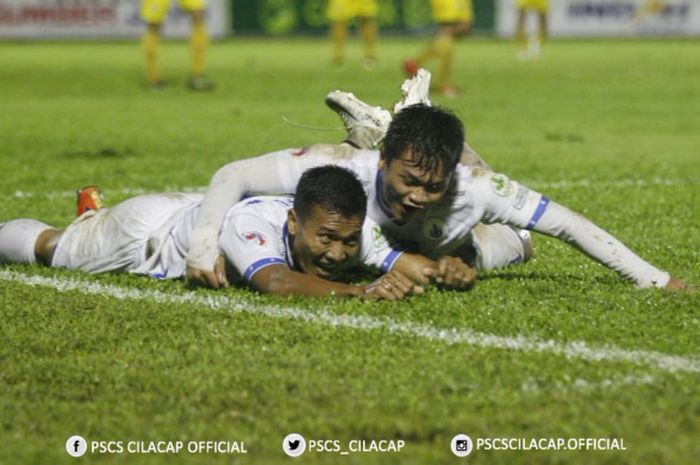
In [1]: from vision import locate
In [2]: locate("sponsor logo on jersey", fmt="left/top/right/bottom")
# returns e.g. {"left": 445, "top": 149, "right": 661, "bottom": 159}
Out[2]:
{"left": 514, "top": 186, "right": 530, "bottom": 210}
{"left": 244, "top": 231, "right": 266, "bottom": 246}
{"left": 490, "top": 173, "right": 515, "bottom": 197}
{"left": 422, "top": 217, "right": 447, "bottom": 240}
{"left": 371, "top": 224, "right": 388, "bottom": 249}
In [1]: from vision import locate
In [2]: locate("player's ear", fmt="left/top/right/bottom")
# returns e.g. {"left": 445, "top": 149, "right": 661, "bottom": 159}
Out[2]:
{"left": 287, "top": 209, "right": 298, "bottom": 235}
{"left": 377, "top": 152, "right": 386, "bottom": 171}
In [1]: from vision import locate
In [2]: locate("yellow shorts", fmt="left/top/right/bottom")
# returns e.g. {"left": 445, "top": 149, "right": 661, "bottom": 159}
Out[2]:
{"left": 430, "top": 0, "right": 473, "bottom": 24}
{"left": 327, "top": 0, "right": 379, "bottom": 23}
{"left": 516, "top": 0, "right": 549, "bottom": 12}
{"left": 141, "top": 0, "right": 206, "bottom": 24}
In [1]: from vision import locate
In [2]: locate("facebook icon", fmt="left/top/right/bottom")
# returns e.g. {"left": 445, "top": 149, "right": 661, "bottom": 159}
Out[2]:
{"left": 65, "top": 435, "right": 87, "bottom": 457}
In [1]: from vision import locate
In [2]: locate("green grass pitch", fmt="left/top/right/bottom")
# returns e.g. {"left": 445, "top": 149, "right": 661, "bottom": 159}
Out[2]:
{"left": 1, "top": 37, "right": 699, "bottom": 464}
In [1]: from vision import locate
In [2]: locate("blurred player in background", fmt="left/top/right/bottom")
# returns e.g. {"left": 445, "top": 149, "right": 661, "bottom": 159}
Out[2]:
{"left": 515, "top": 0, "right": 549, "bottom": 60}
{"left": 633, "top": 1, "right": 666, "bottom": 24}
{"left": 328, "top": 0, "right": 379, "bottom": 69}
{"left": 141, "top": 0, "right": 214, "bottom": 90}
{"left": 403, "top": 0, "right": 473, "bottom": 97}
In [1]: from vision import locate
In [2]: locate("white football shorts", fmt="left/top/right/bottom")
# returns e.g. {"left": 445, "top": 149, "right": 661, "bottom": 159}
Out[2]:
{"left": 52, "top": 194, "right": 198, "bottom": 274}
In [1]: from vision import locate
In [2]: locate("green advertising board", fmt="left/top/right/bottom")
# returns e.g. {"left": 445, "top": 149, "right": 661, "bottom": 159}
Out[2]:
{"left": 231, "top": 0, "right": 495, "bottom": 35}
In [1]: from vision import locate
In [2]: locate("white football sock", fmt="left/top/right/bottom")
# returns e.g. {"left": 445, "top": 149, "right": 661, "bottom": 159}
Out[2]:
{"left": 0, "top": 219, "right": 51, "bottom": 264}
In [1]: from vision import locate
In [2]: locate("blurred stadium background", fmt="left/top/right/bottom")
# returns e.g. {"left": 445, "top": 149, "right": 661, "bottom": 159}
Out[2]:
{"left": 1, "top": 2, "right": 699, "bottom": 465}
{"left": 1, "top": 0, "right": 698, "bottom": 39}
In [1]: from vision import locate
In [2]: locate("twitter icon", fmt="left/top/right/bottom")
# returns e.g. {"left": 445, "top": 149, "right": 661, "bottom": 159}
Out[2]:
{"left": 283, "top": 433, "right": 306, "bottom": 457}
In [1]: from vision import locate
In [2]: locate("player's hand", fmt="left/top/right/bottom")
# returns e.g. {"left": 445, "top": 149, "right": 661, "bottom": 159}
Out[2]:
{"left": 362, "top": 270, "right": 422, "bottom": 301}
{"left": 665, "top": 276, "right": 693, "bottom": 292}
{"left": 213, "top": 255, "right": 230, "bottom": 288}
{"left": 422, "top": 256, "right": 477, "bottom": 290}
{"left": 186, "top": 258, "right": 229, "bottom": 289}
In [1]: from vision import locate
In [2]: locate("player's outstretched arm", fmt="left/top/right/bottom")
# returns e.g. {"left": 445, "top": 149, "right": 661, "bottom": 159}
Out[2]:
{"left": 528, "top": 201, "right": 678, "bottom": 289}
{"left": 249, "top": 264, "right": 361, "bottom": 297}
{"left": 475, "top": 171, "right": 685, "bottom": 289}
{"left": 248, "top": 264, "right": 416, "bottom": 300}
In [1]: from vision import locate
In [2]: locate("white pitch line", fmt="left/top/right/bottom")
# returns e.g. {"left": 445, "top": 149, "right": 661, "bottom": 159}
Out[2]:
{"left": 528, "top": 177, "right": 700, "bottom": 190}
{"left": 2, "top": 270, "right": 699, "bottom": 375}
{"left": 3, "top": 178, "right": 699, "bottom": 201}
{"left": 4, "top": 186, "right": 205, "bottom": 201}
{"left": 521, "top": 374, "right": 657, "bottom": 395}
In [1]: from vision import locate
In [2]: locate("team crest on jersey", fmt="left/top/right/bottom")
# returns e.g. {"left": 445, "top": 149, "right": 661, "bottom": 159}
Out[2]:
{"left": 243, "top": 231, "right": 266, "bottom": 246}
{"left": 371, "top": 224, "right": 388, "bottom": 249}
{"left": 490, "top": 173, "right": 514, "bottom": 197}
{"left": 422, "top": 217, "right": 447, "bottom": 241}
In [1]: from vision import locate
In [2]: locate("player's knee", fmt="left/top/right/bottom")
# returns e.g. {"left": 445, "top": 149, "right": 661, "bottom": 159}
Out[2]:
{"left": 518, "top": 230, "right": 534, "bottom": 263}
{"left": 190, "top": 9, "right": 205, "bottom": 23}
{"left": 455, "top": 21, "right": 472, "bottom": 37}
{"left": 472, "top": 227, "right": 534, "bottom": 271}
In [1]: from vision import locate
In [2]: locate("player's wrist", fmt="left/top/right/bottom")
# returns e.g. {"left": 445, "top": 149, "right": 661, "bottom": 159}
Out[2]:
{"left": 345, "top": 284, "right": 366, "bottom": 298}
{"left": 324, "top": 283, "right": 365, "bottom": 298}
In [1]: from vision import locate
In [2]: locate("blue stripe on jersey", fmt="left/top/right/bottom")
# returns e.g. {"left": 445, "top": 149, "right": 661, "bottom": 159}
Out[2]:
{"left": 375, "top": 171, "right": 395, "bottom": 219}
{"left": 243, "top": 257, "right": 287, "bottom": 281}
{"left": 380, "top": 250, "right": 404, "bottom": 272}
{"left": 526, "top": 196, "right": 551, "bottom": 229}
{"left": 274, "top": 197, "right": 294, "bottom": 207}
{"left": 282, "top": 221, "right": 296, "bottom": 270}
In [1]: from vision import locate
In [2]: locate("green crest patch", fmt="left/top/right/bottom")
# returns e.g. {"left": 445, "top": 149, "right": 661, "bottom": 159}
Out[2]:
{"left": 490, "top": 173, "right": 515, "bottom": 196}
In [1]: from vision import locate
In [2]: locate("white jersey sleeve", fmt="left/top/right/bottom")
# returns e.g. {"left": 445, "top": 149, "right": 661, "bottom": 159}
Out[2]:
{"left": 187, "top": 144, "right": 371, "bottom": 271}
{"left": 472, "top": 171, "right": 670, "bottom": 288}
{"left": 218, "top": 211, "right": 288, "bottom": 282}
{"left": 360, "top": 218, "right": 404, "bottom": 272}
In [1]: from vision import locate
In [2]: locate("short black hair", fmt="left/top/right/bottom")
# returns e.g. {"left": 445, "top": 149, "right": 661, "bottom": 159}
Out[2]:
{"left": 382, "top": 104, "right": 464, "bottom": 175}
{"left": 294, "top": 165, "right": 367, "bottom": 222}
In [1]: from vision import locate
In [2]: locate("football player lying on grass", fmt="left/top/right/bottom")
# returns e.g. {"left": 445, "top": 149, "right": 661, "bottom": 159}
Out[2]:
{"left": 0, "top": 166, "right": 473, "bottom": 299}
{"left": 183, "top": 73, "right": 688, "bottom": 291}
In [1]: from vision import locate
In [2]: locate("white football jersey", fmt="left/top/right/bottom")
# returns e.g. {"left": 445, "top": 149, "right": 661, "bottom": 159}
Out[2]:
{"left": 154, "top": 195, "right": 402, "bottom": 282}
{"left": 274, "top": 145, "right": 543, "bottom": 258}
{"left": 54, "top": 191, "right": 402, "bottom": 282}
{"left": 188, "top": 143, "right": 669, "bottom": 288}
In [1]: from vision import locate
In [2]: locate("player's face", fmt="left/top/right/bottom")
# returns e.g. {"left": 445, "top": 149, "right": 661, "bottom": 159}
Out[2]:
{"left": 288, "top": 206, "right": 363, "bottom": 278}
{"left": 378, "top": 149, "right": 451, "bottom": 222}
